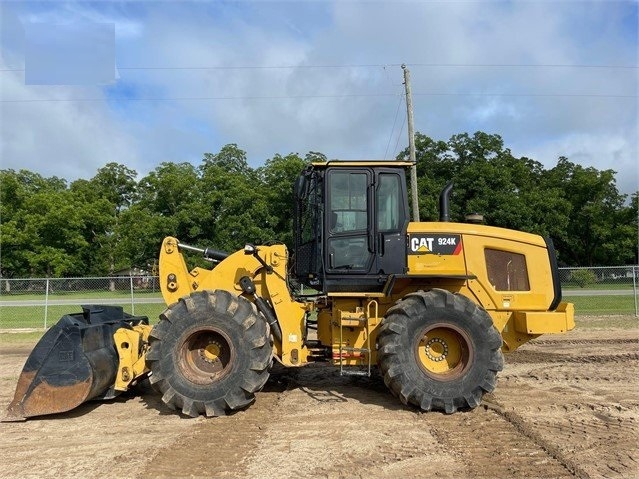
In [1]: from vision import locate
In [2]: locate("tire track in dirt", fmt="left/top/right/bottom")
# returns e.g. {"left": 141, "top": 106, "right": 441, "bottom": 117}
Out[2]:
{"left": 482, "top": 398, "right": 592, "bottom": 478}
{"left": 522, "top": 363, "right": 639, "bottom": 387}
{"left": 136, "top": 376, "right": 289, "bottom": 478}
{"left": 496, "top": 329, "right": 639, "bottom": 479}
{"left": 489, "top": 391, "right": 639, "bottom": 479}
{"left": 142, "top": 365, "right": 584, "bottom": 479}
{"left": 3, "top": 324, "right": 638, "bottom": 478}
{"left": 420, "top": 402, "right": 576, "bottom": 479}
{"left": 532, "top": 338, "right": 638, "bottom": 346}
{"left": 240, "top": 367, "right": 468, "bottom": 479}
{"left": 136, "top": 327, "right": 639, "bottom": 479}
{"left": 138, "top": 366, "right": 471, "bottom": 479}
{"left": 507, "top": 350, "right": 639, "bottom": 364}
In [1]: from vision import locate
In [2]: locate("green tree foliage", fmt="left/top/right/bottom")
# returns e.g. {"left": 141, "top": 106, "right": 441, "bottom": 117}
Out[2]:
{"left": 0, "top": 170, "right": 77, "bottom": 276}
{"left": 629, "top": 193, "right": 639, "bottom": 265}
{"left": 200, "top": 145, "right": 268, "bottom": 250}
{"left": 1, "top": 136, "right": 636, "bottom": 277}
{"left": 257, "top": 153, "right": 309, "bottom": 248}
{"left": 543, "top": 158, "right": 636, "bottom": 266}
{"left": 69, "top": 163, "right": 140, "bottom": 275}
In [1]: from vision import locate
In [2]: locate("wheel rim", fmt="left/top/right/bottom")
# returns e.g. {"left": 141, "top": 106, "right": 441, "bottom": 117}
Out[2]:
{"left": 415, "top": 323, "right": 473, "bottom": 380}
{"left": 178, "top": 327, "right": 235, "bottom": 385}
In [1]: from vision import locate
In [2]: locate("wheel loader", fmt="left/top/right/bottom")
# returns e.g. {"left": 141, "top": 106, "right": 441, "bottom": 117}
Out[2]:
{"left": 4, "top": 160, "right": 574, "bottom": 421}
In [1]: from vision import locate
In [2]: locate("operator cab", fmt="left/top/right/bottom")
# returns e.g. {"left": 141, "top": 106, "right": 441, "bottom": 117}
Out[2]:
{"left": 293, "top": 162, "right": 411, "bottom": 292}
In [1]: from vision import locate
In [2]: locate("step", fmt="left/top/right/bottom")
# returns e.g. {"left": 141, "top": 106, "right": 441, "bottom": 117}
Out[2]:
{"left": 340, "top": 347, "right": 370, "bottom": 353}
{"left": 339, "top": 318, "right": 367, "bottom": 327}
{"left": 339, "top": 369, "right": 371, "bottom": 377}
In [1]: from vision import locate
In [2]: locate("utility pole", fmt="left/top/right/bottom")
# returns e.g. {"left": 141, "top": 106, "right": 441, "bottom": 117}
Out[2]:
{"left": 402, "top": 64, "right": 420, "bottom": 222}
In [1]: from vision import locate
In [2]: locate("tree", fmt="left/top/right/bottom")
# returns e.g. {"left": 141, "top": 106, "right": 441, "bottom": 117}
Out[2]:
{"left": 629, "top": 193, "right": 639, "bottom": 265}
{"left": 544, "top": 157, "right": 634, "bottom": 266}
{"left": 258, "top": 153, "right": 309, "bottom": 248}
{"left": 15, "top": 190, "right": 89, "bottom": 276}
{"left": 1, "top": 134, "right": 635, "bottom": 277}
{"left": 90, "top": 163, "right": 138, "bottom": 214}
{"left": 0, "top": 170, "right": 70, "bottom": 277}
{"left": 407, "top": 131, "right": 571, "bottom": 236}
{"left": 403, "top": 132, "right": 633, "bottom": 265}
{"left": 70, "top": 164, "right": 139, "bottom": 276}
{"left": 571, "top": 269, "right": 596, "bottom": 288}
{"left": 116, "top": 206, "right": 178, "bottom": 272}
{"left": 125, "top": 161, "right": 206, "bottom": 267}
{"left": 202, "top": 144, "right": 253, "bottom": 176}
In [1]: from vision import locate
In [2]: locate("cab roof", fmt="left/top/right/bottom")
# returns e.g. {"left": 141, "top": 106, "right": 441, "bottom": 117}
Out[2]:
{"left": 311, "top": 160, "right": 415, "bottom": 168}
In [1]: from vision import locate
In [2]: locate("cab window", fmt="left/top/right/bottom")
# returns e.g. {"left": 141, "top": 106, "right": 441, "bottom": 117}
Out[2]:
{"left": 329, "top": 172, "right": 368, "bottom": 233}
{"left": 376, "top": 174, "right": 401, "bottom": 231}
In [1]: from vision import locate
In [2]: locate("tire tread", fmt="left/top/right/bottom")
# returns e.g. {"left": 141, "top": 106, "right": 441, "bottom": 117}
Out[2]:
{"left": 147, "top": 289, "right": 272, "bottom": 417}
{"left": 377, "top": 289, "right": 504, "bottom": 413}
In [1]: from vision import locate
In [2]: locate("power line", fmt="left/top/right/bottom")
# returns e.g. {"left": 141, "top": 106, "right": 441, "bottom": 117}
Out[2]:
{"left": 1, "top": 91, "right": 634, "bottom": 103}
{"left": 408, "top": 63, "right": 638, "bottom": 69}
{"left": 2, "top": 62, "right": 637, "bottom": 73}
{"left": 0, "top": 63, "right": 399, "bottom": 73}
{"left": 392, "top": 113, "right": 407, "bottom": 160}
{"left": 415, "top": 92, "right": 636, "bottom": 98}
{"left": 384, "top": 93, "right": 404, "bottom": 160}
{"left": 1, "top": 93, "right": 397, "bottom": 103}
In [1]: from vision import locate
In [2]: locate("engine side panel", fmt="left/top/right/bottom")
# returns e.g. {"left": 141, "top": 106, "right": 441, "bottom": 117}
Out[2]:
{"left": 405, "top": 222, "right": 574, "bottom": 351}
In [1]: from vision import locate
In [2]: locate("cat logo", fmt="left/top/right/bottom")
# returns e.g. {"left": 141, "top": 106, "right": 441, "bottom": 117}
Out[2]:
{"left": 408, "top": 234, "right": 462, "bottom": 255}
{"left": 412, "top": 237, "right": 435, "bottom": 252}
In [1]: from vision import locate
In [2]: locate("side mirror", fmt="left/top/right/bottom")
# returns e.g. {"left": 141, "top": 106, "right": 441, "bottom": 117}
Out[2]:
{"left": 244, "top": 244, "right": 273, "bottom": 273}
{"left": 294, "top": 174, "right": 308, "bottom": 200}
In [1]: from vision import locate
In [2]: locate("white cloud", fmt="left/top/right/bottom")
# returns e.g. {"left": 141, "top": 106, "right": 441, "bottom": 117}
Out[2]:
{"left": 1, "top": 0, "right": 637, "bottom": 195}
{"left": 0, "top": 61, "right": 140, "bottom": 181}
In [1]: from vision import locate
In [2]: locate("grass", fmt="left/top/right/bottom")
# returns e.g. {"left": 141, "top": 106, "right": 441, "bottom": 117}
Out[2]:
{"left": 0, "top": 290, "right": 163, "bottom": 301}
{"left": 562, "top": 283, "right": 636, "bottom": 291}
{"left": 564, "top": 294, "right": 637, "bottom": 316}
{"left": 0, "top": 330, "right": 47, "bottom": 344}
{"left": 0, "top": 303, "right": 165, "bottom": 330}
{"left": 574, "top": 316, "right": 639, "bottom": 330}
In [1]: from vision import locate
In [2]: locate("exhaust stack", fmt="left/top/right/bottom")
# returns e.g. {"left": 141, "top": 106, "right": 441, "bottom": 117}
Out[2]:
{"left": 439, "top": 182, "right": 453, "bottom": 222}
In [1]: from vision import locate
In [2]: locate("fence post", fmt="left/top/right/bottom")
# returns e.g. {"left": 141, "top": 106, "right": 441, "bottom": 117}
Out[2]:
{"left": 130, "top": 276, "right": 135, "bottom": 315}
{"left": 634, "top": 265, "right": 638, "bottom": 318}
{"left": 44, "top": 278, "right": 49, "bottom": 329}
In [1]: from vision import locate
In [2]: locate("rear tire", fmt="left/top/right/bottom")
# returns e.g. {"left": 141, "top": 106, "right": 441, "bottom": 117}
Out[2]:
{"left": 146, "top": 290, "right": 272, "bottom": 417}
{"left": 377, "top": 289, "right": 503, "bottom": 413}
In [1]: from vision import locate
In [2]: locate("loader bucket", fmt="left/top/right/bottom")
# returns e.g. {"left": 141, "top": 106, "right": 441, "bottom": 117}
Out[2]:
{"left": 3, "top": 305, "right": 148, "bottom": 421}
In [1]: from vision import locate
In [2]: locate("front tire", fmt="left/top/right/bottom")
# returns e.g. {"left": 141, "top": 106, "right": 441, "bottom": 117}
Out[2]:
{"left": 377, "top": 289, "right": 503, "bottom": 413}
{"left": 147, "top": 290, "right": 272, "bottom": 417}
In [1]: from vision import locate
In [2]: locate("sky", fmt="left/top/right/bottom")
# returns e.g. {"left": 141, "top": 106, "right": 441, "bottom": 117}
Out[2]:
{"left": 1, "top": 1, "right": 637, "bottom": 196}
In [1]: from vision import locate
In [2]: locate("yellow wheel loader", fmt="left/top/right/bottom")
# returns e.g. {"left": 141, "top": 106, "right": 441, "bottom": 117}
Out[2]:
{"left": 4, "top": 161, "right": 575, "bottom": 420}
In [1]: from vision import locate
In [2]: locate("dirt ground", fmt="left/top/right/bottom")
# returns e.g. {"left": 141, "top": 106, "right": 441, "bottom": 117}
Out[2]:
{"left": 1, "top": 316, "right": 637, "bottom": 479}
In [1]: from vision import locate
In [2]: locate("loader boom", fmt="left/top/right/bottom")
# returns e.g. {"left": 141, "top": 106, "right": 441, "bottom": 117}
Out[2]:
{"left": 159, "top": 237, "right": 308, "bottom": 366}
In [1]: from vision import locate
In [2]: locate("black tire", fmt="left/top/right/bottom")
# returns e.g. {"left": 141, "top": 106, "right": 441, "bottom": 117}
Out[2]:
{"left": 146, "top": 290, "right": 272, "bottom": 417}
{"left": 377, "top": 289, "right": 504, "bottom": 414}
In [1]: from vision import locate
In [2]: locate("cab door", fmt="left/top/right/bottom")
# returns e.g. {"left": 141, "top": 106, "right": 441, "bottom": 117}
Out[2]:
{"left": 374, "top": 169, "right": 408, "bottom": 275}
{"left": 325, "top": 169, "right": 374, "bottom": 273}
{"left": 324, "top": 167, "right": 408, "bottom": 278}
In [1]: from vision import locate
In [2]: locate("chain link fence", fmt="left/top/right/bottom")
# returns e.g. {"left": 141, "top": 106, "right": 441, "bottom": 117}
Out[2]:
{"left": 559, "top": 266, "right": 638, "bottom": 317}
{"left": 0, "top": 267, "right": 637, "bottom": 329}
{"left": 0, "top": 276, "right": 165, "bottom": 330}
